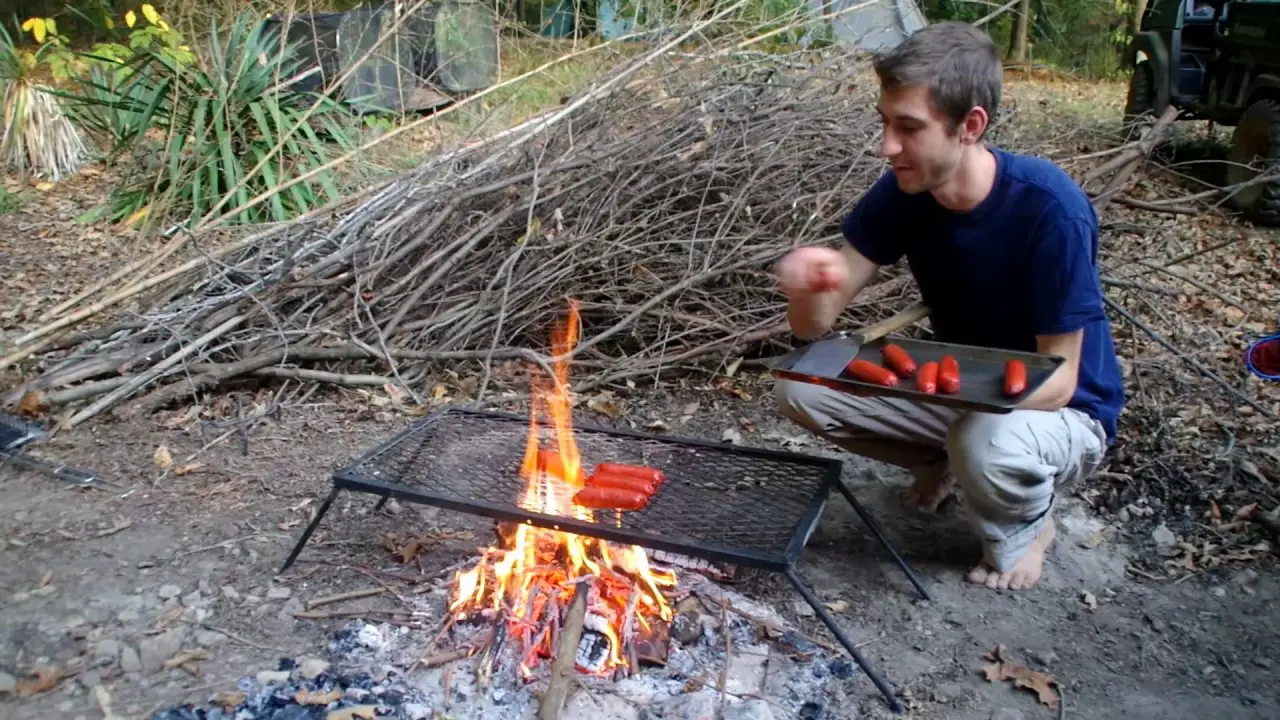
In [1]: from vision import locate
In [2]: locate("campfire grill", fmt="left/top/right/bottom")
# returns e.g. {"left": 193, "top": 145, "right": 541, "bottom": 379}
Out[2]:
{"left": 282, "top": 407, "right": 930, "bottom": 713}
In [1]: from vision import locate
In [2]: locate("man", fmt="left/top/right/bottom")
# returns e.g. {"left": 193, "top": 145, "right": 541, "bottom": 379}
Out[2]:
{"left": 773, "top": 22, "right": 1125, "bottom": 591}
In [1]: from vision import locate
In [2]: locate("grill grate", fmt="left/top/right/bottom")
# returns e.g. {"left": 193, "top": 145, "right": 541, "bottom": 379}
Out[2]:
{"left": 332, "top": 408, "right": 839, "bottom": 570}
{"left": 282, "top": 406, "right": 931, "bottom": 714}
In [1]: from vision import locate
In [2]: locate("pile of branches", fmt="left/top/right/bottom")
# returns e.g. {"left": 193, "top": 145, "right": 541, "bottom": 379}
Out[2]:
{"left": 0, "top": 36, "right": 1270, "bottom": 443}
{"left": 3, "top": 45, "right": 929, "bottom": 424}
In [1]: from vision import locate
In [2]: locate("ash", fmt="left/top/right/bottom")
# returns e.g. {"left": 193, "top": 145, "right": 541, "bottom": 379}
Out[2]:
{"left": 150, "top": 575, "right": 859, "bottom": 720}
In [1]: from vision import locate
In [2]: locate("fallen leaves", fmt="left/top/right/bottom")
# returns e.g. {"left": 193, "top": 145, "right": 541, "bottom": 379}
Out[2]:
{"left": 14, "top": 390, "right": 42, "bottom": 417}
{"left": 823, "top": 599, "right": 849, "bottom": 614}
{"left": 13, "top": 666, "right": 63, "bottom": 697}
{"left": 982, "top": 646, "right": 1060, "bottom": 710}
{"left": 153, "top": 443, "right": 173, "bottom": 469}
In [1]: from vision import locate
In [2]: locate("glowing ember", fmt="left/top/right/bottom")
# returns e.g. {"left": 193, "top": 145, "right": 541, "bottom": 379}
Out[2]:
{"left": 448, "top": 300, "right": 677, "bottom": 678}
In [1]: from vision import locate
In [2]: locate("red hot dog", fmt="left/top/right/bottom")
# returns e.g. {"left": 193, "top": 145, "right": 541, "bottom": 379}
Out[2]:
{"left": 845, "top": 359, "right": 899, "bottom": 386}
{"left": 881, "top": 344, "right": 917, "bottom": 377}
{"left": 594, "top": 463, "right": 665, "bottom": 486}
{"left": 586, "top": 470, "right": 658, "bottom": 496}
{"left": 915, "top": 361, "right": 938, "bottom": 394}
{"left": 573, "top": 486, "right": 649, "bottom": 511}
{"left": 1004, "top": 359, "right": 1028, "bottom": 396}
{"left": 938, "top": 355, "right": 960, "bottom": 394}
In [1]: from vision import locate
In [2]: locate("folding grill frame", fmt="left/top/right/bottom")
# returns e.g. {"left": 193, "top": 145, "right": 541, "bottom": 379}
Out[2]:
{"left": 281, "top": 407, "right": 930, "bottom": 713}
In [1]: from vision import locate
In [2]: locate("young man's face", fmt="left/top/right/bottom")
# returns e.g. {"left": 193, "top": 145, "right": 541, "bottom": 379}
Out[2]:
{"left": 876, "top": 83, "right": 970, "bottom": 194}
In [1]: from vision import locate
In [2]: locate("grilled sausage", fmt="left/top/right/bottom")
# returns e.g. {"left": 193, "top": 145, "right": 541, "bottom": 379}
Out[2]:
{"left": 595, "top": 463, "right": 665, "bottom": 486}
{"left": 845, "top": 359, "right": 899, "bottom": 386}
{"left": 1004, "top": 359, "right": 1028, "bottom": 396}
{"left": 586, "top": 470, "right": 658, "bottom": 496}
{"left": 915, "top": 361, "right": 938, "bottom": 394}
{"left": 938, "top": 355, "right": 960, "bottom": 394}
{"left": 572, "top": 486, "right": 649, "bottom": 511}
{"left": 537, "top": 448, "right": 579, "bottom": 482}
{"left": 881, "top": 344, "right": 917, "bottom": 377}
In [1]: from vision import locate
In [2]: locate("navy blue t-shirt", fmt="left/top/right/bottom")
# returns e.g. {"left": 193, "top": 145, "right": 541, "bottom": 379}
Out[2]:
{"left": 842, "top": 147, "right": 1125, "bottom": 442}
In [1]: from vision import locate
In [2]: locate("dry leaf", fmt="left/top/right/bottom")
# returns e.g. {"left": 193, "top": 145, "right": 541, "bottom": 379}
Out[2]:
{"left": 296, "top": 688, "right": 342, "bottom": 705}
{"left": 725, "top": 356, "right": 744, "bottom": 378}
{"left": 1081, "top": 591, "right": 1098, "bottom": 611}
{"left": 15, "top": 667, "right": 63, "bottom": 697}
{"left": 328, "top": 706, "right": 378, "bottom": 720}
{"left": 645, "top": 420, "right": 671, "bottom": 432}
{"left": 174, "top": 462, "right": 205, "bottom": 476}
{"left": 153, "top": 443, "right": 173, "bottom": 469}
{"left": 34, "top": 182, "right": 54, "bottom": 191}
{"left": 982, "top": 646, "right": 1059, "bottom": 709}
{"left": 586, "top": 392, "right": 623, "bottom": 419}
{"left": 278, "top": 518, "right": 302, "bottom": 530}
{"left": 39, "top": 570, "right": 52, "bottom": 587}
{"left": 383, "top": 383, "right": 411, "bottom": 407}
{"left": 824, "top": 600, "right": 849, "bottom": 613}
{"left": 215, "top": 692, "right": 245, "bottom": 709}
{"left": 15, "top": 390, "right": 43, "bottom": 417}
{"left": 432, "top": 383, "right": 449, "bottom": 401}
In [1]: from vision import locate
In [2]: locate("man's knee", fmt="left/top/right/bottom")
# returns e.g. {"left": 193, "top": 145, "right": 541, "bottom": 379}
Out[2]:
{"left": 945, "top": 412, "right": 1051, "bottom": 516}
{"left": 773, "top": 379, "right": 825, "bottom": 429}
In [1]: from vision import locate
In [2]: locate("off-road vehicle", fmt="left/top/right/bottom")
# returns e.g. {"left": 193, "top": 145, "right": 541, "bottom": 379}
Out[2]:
{"left": 1125, "top": 0, "right": 1280, "bottom": 222}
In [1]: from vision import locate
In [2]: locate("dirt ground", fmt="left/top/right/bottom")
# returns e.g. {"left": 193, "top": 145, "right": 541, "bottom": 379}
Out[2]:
{"left": 2, "top": 374, "right": 1277, "bottom": 720}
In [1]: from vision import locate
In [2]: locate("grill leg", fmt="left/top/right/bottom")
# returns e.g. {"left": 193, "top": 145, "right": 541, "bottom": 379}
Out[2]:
{"left": 374, "top": 493, "right": 391, "bottom": 512}
{"left": 833, "top": 479, "right": 931, "bottom": 601}
{"left": 280, "top": 485, "right": 341, "bottom": 573}
{"left": 785, "top": 567, "right": 904, "bottom": 714}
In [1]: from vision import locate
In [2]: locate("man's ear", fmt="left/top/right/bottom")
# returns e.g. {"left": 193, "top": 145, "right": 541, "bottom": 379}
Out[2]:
{"left": 960, "top": 106, "right": 989, "bottom": 144}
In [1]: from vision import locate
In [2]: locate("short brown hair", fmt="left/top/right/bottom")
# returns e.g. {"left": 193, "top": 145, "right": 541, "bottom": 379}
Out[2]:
{"left": 872, "top": 21, "right": 1002, "bottom": 135}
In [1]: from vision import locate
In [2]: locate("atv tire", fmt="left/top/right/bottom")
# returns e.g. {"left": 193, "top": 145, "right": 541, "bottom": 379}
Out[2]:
{"left": 1228, "top": 98, "right": 1280, "bottom": 225}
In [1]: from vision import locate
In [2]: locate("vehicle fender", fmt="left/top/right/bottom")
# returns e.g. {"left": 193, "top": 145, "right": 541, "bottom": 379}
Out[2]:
{"left": 1128, "top": 31, "right": 1170, "bottom": 112}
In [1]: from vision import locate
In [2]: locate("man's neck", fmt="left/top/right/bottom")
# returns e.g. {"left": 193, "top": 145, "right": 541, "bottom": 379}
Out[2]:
{"left": 930, "top": 144, "right": 997, "bottom": 213}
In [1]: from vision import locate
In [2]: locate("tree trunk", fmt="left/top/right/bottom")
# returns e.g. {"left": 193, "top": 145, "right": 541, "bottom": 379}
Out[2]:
{"left": 1007, "top": 0, "right": 1032, "bottom": 63}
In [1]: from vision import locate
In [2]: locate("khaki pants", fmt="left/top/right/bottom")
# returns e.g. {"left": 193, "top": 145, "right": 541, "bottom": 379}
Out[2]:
{"left": 774, "top": 379, "right": 1106, "bottom": 572}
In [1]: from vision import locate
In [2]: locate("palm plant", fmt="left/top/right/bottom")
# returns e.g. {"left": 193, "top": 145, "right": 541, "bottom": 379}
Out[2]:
{"left": 63, "top": 13, "right": 361, "bottom": 227}
{"left": 0, "top": 21, "right": 88, "bottom": 183}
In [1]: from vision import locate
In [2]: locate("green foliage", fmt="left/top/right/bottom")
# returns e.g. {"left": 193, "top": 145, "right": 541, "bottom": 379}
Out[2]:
{"left": 1, "top": 19, "right": 88, "bottom": 182}
{"left": 60, "top": 14, "right": 361, "bottom": 228}
{"left": 0, "top": 184, "right": 19, "bottom": 215}
{"left": 921, "top": 0, "right": 1135, "bottom": 78}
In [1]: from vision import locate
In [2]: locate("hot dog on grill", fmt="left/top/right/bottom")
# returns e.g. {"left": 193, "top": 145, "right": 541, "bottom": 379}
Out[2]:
{"left": 586, "top": 470, "right": 658, "bottom": 496}
{"left": 594, "top": 463, "right": 665, "bottom": 486}
{"left": 572, "top": 486, "right": 649, "bottom": 511}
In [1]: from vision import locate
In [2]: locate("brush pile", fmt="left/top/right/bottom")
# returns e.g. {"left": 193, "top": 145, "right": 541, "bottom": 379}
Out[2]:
{"left": 2, "top": 43, "right": 942, "bottom": 422}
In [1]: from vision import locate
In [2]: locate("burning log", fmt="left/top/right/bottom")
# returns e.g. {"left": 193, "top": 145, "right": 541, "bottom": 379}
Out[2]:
{"left": 539, "top": 581, "right": 589, "bottom": 720}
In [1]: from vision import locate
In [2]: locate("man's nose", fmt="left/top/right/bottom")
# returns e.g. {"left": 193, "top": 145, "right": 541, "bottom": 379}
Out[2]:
{"left": 880, "top": 129, "right": 900, "bottom": 158}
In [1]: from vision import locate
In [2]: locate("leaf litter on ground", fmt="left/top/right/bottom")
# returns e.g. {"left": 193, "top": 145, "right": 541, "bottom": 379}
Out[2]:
{"left": 982, "top": 645, "right": 1061, "bottom": 710}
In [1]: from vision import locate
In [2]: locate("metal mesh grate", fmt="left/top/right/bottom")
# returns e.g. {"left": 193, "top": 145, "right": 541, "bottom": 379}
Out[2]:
{"left": 0, "top": 413, "right": 42, "bottom": 452}
{"left": 334, "top": 408, "right": 839, "bottom": 569}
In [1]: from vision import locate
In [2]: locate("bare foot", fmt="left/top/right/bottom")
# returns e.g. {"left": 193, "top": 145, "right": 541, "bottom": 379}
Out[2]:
{"left": 905, "top": 470, "right": 955, "bottom": 513}
{"left": 966, "top": 516, "right": 1057, "bottom": 591}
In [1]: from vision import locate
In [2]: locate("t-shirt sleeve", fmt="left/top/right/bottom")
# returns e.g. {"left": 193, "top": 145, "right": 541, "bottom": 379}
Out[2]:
{"left": 1029, "top": 212, "right": 1107, "bottom": 335}
{"left": 841, "top": 171, "right": 906, "bottom": 266}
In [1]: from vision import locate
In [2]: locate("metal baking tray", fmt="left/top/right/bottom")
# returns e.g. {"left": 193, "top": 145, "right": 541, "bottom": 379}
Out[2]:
{"left": 770, "top": 335, "right": 1065, "bottom": 413}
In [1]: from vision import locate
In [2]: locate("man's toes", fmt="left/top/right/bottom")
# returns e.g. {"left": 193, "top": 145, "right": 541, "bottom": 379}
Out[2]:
{"left": 966, "top": 565, "right": 990, "bottom": 584}
{"left": 984, "top": 570, "right": 1000, "bottom": 589}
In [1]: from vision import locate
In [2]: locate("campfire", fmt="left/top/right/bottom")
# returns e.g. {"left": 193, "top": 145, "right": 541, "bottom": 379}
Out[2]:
{"left": 447, "top": 300, "right": 678, "bottom": 679}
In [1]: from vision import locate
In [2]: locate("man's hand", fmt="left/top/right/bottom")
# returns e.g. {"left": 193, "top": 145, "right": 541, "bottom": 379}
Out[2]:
{"left": 777, "top": 246, "right": 851, "bottom": 296}
{"left": 1017, "top": 329, "right": 1084, "bottom": 411}
{"left": 777, "top": 244, "right": 879, "bottom": 340}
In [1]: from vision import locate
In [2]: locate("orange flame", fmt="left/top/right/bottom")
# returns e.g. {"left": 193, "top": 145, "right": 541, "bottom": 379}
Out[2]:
{"left": 450, "top": 300, "right": 676, "bottom": 677}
